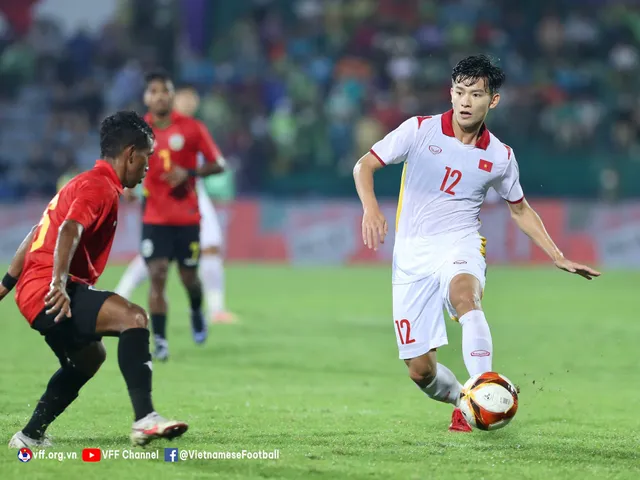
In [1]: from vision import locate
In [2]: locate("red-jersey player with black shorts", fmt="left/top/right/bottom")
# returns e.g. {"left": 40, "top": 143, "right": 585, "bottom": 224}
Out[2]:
{"left": 141, "top": 71, "right": 224, "bottom": 360}
{"left": 0, "top": 112, "right": 188, "bottom": 448}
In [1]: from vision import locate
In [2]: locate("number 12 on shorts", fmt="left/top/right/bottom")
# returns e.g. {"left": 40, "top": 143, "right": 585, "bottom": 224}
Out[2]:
{"left": 395, "top": 319, "right": 415, "bottom": 345}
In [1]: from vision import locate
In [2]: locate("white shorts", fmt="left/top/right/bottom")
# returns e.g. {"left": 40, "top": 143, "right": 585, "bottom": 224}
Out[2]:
{"left": 196, "top": 181, "right": 223, "bottom": 249}
{"left": 392, "top": 234, "right": 487, "bottom": 359}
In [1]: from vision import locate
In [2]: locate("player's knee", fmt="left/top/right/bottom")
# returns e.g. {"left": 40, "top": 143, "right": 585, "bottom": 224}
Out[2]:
{"left": 451, "top": 291, "right": 482, "bottom": 316}
{"left": 149, "top": 262, "right": 168, "bottom": 284}
{"left": 125, "top": 305, "right": 149, "bottom": 330}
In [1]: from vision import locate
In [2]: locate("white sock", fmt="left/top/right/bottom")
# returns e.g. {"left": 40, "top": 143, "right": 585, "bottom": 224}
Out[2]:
{"left": 115, "top": 255, "right": 148, "bottom": 299}
{"left": 200, "top": 254, "right": 224, "bottom": 317}
{"left": 420, "top": 363, "right": 463, "bottom": 406}
{"left": 459, "top": 310, "right": 493, "bottom": 377}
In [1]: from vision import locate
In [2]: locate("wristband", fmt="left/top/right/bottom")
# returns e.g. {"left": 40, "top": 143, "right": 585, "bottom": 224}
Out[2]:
{"left": 1, "top": 272, "right": 18, "bottom": 291}
{"left": 187, "top": 169, "right": 198, "bottom": 177}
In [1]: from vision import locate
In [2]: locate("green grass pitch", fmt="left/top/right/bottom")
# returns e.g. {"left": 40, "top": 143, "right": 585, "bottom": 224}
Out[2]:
{"left": 0, "top": 264, "right": 638, "bottom": 479}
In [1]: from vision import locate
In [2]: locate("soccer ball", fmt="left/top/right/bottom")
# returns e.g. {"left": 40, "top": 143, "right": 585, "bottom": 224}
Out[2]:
{"left": 459, "top": 372, "right": 518, "bottom": 431}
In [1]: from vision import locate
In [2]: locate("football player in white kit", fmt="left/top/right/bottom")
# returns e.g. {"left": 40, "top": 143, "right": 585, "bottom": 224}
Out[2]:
{"left": 116, "top": 86, "right": 236, "bottom": 323}
{"left": 353, "top": 55, "right": 600, "bottom": 432}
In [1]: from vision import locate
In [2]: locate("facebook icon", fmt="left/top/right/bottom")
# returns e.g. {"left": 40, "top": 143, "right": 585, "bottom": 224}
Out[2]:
{"left": 164, "top": 448, "right": 179, "bottom": 462}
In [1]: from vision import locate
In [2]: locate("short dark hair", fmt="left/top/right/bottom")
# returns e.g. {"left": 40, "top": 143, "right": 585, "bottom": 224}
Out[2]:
{"left": 451, "top": 55, "right": 505, "bottom": 94}
{"left": 100, "top": 111, "right": 154, "bottom": 158}
{"left": 144, "top": 69, "right": 172, "bottom": 86}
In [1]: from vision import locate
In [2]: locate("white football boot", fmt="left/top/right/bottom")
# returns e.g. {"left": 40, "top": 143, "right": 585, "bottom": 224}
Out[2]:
{"left": 131, "top": 412, "right": 188, "bottom": 446}
{"left": 8, "top": 431, "right": 53, "bottom": 448}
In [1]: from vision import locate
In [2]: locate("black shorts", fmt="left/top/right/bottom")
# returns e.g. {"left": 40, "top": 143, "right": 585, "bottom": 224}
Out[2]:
{"left": 141, "top": 224, "right": 200, "bottom": 268}
{"left": 31, "top": 282, "right": 114, "bottom": 368}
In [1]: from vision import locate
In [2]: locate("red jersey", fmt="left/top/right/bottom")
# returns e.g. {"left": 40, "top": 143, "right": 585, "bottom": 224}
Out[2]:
{"left": 142, "top": 111, "right": 221, "bottom": 226}
{"left": 15, "top": 160, "right": 123, "bottom": 323}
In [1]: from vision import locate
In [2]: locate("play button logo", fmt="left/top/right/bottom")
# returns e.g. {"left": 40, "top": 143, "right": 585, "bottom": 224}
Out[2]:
{"left": 82, "top": 448, "right": 101, "bottom": 462}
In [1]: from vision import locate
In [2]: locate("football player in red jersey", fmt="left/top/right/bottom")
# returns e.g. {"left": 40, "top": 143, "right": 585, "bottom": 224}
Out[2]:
{"left": 141, "top": 71, "right": 225, "bottom": 360}
{"left": 115, "top": 85, "right": 237, "bottom": 324}
{"left": 0, "top": 112, "right": 188, "bottom": 448}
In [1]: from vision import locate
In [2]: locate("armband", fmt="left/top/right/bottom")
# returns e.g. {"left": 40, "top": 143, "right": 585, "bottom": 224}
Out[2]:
{"left": 1, "top": 272, "right": 18, "bottom": 291}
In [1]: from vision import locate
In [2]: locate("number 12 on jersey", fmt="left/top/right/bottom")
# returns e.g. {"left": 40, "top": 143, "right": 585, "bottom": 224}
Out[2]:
{"left": 440, "top": 166, "right": 462, "bottom": 196}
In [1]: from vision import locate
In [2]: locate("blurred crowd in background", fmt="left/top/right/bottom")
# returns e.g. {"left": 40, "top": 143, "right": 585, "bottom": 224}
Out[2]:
{"left": 1, "top": 0, "right": 640, "bottom": 201}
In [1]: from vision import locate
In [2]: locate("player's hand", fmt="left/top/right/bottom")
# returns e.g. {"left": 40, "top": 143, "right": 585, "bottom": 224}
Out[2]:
{"left": 0, "top": 284, "right": 8, "bottom": 302}
{"left": 162, "top": 165, "right": 189, "bottom": 188}
{"left": 554, "top": 257, "right": 601, "bottom": 280}
{"left": 44, "top": 282, "right": 72, "bottom": 322}
{"left": 362, "top": 207, "right": 388, "bottom": 251}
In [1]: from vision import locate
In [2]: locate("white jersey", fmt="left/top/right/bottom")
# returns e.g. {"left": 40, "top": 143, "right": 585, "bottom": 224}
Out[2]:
{"left": 370, "top": 110, "right": 524, "bottom": 284}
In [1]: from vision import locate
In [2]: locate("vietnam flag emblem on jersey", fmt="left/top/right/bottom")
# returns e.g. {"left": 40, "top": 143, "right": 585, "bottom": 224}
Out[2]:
{"left": 478, "top": 159, "right": 493, "bottom": 172}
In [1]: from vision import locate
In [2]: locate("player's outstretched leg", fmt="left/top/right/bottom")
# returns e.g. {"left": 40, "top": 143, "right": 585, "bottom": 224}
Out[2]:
{"left": 95, "top": 295, "right": 187, "bottom": 446}
{"left": 147, "top": 258, "right": 170, "bottom": 361}
{"left": 9, "top": 342, "right": 106, "bottom": 449}
{"left": 115, "top": 254, "right": 149, "bottom": 299}
{"left": 405, "top": 350, "right": 471, "bottom": 433}
{"left": 200, "top": 246, "right": 236, "bottom": 324}
{"left": 394, "top": 275, "right": 470, "bottom": 431}
{"left": 178, "top": 265, "right": 207, "bottom": 344}
{"left": 449, "top": 273, "right": 493, "bottom": 377}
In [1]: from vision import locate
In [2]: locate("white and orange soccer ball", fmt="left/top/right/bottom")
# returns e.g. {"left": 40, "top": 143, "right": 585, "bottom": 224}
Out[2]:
{"left": 459, "top": 372, "right": 519, "bottom": 431}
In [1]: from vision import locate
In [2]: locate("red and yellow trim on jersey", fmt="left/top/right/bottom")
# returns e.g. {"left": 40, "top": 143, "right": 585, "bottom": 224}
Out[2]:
{"left": 395, "top": 163, "right": 408, "bottom": 231}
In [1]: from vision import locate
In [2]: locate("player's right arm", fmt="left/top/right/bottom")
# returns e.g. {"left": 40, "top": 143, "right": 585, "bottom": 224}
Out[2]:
{"left": 353, "top": 152, "right": 387, "bottom": 250}
{"left": 0, "top": 225, "right": 37, "bottom": 301}
{"left": 354, "top": 117, "right": 418, "bottom": 250}
{"left": 45, "top": 187, "right": 109, "bottom": 321}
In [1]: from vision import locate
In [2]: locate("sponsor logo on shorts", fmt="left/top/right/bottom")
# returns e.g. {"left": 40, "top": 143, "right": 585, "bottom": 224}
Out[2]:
{"left": 183, "top": 258, "right": 198, "bottom": 267}
{"left": 453, "top": 260, "right": 467, "bottom": 264}
{"left": 429, "top": 145, "right": 442, "bottom": 155}
{"left": 141, "top": 239, "right": 154, "bottom": 258}
{"left": 471, "top": 350, "right": 490, "bottom": 357}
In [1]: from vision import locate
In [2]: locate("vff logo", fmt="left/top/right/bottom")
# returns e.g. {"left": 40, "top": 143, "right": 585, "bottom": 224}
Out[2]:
{"left": 17, "top": 448, "right": 32, "bottom": 463}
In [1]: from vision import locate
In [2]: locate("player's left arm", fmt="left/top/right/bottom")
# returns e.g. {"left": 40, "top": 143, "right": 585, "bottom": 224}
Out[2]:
{"left": 0, "top": 225, "right": 38, "bottom": 301}
{"left": 163, "top": 122, "right": 225, "bottom": 187}
{"left": 495, "top": 151, "right": 600, "bottom": 280}
{"left": 194, "top": 121, "right": 225, "bottom": 176}
{"left": 508, "top": 199, "right": 599, "bottom": 279}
